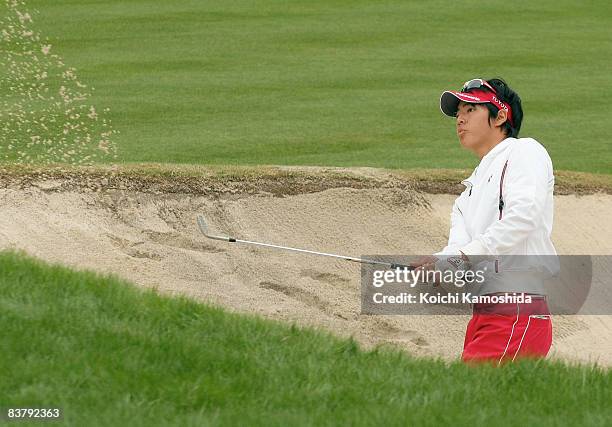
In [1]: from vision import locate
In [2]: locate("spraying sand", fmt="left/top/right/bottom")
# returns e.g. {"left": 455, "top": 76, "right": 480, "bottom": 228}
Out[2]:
{"left": 1, "top": 167, "right": 610, "bottom": 366}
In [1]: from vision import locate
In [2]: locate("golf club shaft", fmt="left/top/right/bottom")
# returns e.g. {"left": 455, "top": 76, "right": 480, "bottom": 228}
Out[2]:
{"left": 197, "top": 215, "right": 413, "bottom": 270}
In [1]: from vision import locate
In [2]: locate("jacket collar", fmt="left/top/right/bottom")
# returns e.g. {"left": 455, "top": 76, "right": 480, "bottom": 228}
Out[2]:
{"left": 463, "top": 137, "right": 515, "bottom": 185}
{"left": 481, "top": 137, "right": 515, "bottom": 162}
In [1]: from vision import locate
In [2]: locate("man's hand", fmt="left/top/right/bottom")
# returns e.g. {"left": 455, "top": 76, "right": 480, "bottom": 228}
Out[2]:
{"left": 435, "top": 253, "right": 471, "bottom": 274}
{"left": 410, "top": 253, "right": 472, "bottom": 287}
{"left": 410, "top": 255, "right": 440, "bottom": 285}
{"left": 410, "top": 253, "right": 470, "bottom": 272}
{"left": 409, "top": 255, "right": 438, "bottom": 271}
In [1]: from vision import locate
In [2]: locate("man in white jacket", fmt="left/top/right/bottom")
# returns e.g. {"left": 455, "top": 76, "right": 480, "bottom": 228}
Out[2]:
{"left": 412, "top": 78, "right": 556, "bottom": 364}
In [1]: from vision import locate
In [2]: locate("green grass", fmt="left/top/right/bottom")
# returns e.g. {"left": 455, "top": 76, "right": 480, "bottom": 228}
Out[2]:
{"left": 1, "top": 250, "right": 611, "bottom": 426}
{"left": 0, "top": 0, "right": 609, "bottom": 173}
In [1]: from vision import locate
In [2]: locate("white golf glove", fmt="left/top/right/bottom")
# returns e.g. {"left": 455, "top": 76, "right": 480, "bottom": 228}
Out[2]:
{"left": 433, "top": 254, "right": 475, "bottom": 288}
{"left": 434, "top": 254, "right": 471, "bottom": 274}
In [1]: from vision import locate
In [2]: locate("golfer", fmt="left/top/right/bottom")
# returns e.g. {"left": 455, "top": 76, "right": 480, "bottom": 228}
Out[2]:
{"left": 411, "top": 78, "right": 557, "bottom": 364}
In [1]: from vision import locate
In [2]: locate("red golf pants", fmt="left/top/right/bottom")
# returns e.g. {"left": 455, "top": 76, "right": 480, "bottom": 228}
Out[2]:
{"left": 462, "top": 297, "right": 552, "bottom": 364}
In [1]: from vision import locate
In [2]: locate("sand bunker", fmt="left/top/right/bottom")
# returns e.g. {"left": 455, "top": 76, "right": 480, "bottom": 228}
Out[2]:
{"left": 1, "top": 168, "right": 610, "bottom": 366}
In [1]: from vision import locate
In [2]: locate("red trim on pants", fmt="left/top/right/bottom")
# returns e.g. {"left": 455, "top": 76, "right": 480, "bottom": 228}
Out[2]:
{"left": 462, "top": 298, "right": 552, "bottom": 364}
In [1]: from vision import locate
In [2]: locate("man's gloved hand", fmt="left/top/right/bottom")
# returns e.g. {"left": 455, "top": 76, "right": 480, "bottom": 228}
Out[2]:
{"left": 411, "top": 253, "right": 473, "bottom": 287}
{"left": 434, "top": 253, "right": 472, "bottom": 274}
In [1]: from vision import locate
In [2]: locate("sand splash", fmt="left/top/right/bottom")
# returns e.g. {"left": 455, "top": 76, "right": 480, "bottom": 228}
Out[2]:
{"left": 0, "top": 0, "right": 117, "bottom": 165}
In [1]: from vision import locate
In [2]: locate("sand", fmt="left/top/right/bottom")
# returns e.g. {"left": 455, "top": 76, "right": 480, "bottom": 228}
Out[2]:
{"left": 1, "top": 170, "right": 610, "bottom": 366}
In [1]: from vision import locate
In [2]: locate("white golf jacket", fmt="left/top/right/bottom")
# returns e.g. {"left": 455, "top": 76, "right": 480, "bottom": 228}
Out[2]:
{"left": 438, "top": 137, "right": 559, "bottom": 294}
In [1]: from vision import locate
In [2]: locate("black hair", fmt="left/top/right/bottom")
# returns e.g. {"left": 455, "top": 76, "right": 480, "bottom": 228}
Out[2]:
{"left": 464, "top": 78, "right": 523, "bottom": 138}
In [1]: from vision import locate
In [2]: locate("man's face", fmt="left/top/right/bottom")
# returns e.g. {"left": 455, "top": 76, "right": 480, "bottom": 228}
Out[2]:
{"left": 455, "top": 101, "right": 496, "bottom": 151}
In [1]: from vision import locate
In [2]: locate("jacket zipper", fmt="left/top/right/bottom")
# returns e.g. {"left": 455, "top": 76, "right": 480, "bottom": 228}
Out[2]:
{"left": 495, "top": 160, "right": 509, "bottom": 273}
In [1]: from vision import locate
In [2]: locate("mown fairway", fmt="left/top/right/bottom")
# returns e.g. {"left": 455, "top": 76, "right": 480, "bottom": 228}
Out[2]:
{"left": 1, "top": 251, "right": 611, "bottom": 426}
{"left": 14, "top": 0, "right": 611, "bottom": 173}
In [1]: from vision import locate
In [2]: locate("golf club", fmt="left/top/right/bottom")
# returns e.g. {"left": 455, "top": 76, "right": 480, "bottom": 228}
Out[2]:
{"left": 197, "top": 215, "right": 414, "bottom": 270}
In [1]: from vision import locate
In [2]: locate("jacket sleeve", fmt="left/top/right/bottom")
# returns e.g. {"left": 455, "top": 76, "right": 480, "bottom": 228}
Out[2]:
{"left": 436, "top": 191, "right": 471, "bottom": 255}
{"left": 460, "top": 141, "right": 552, "bottom": 257}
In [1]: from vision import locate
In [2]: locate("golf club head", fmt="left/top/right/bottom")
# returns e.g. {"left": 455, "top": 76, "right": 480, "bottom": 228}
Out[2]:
{"left": 196, "top": 215, "right": 209, "bottom": 236}
{"left": 197, "top": 215, "right": 231, "bottom": 242}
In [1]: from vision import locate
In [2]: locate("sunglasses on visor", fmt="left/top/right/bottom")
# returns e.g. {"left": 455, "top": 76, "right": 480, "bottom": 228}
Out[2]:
{"left": 461, "top": 78, "right": 497, "bottom": 93}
